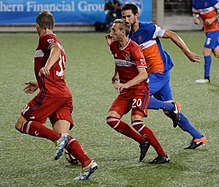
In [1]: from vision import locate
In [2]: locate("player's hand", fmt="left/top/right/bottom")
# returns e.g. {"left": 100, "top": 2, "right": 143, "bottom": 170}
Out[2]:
{"left": 112, "top": 74, "right": 119, "bottom": 84}
{"left": 23, "top": 81, "right": 38, "bottom": 94}
{"left": 113, "top": 82, "right": 128, "bottom": 91}
{"left": 194, "top": 18, "right": 200, "bottom": 25}
{"left": 39, "top": 66, "right": 50, "bottom": 77}
{"left": 187, "top": 52, "right": 201, "bottom": 63}
{"left": 105, "top": 34, "right": 113, "bottom": 46}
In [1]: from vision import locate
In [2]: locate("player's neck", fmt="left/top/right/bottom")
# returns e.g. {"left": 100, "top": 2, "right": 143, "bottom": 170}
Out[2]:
{"left": 39, "top": 28, "right": 53, "bottom": 36}
{"left": 132, "top": 21, "right": 139, "bottom": 33}
{"left": 118, "top": 37, "right": 129, "bottom": 48}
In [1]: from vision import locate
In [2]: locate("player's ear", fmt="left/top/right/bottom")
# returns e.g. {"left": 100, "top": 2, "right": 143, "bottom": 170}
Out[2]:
{"left": 36, "top": 23, "right": 40, "bottom": 30}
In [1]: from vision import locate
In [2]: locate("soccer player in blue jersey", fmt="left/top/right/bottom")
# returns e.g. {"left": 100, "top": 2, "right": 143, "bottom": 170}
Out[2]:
{"left": 121, "top": 3, "right": 207, "bottom": 149}
{"left": 192, "top": 0, "right": 219, "bottom": 83}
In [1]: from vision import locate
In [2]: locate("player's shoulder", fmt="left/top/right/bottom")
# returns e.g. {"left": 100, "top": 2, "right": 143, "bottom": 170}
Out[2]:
{"left": 139, "top": 22, "right": 155, "bottom": 31}
{"left": 192, "top": 0, "right": 218, "bottom": 9}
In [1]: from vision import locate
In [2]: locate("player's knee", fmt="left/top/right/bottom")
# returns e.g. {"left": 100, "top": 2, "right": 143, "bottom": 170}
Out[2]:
{"left": 106, "top": 116, "right": 119, "bottom": 128}
{"left": 213, "top": 52, "right": 219, "bottom": 58}
{"left": 15, "top": 121, "right": 22, "bottom": 131}
{"left": 15, "top": 116, "right": 27, "bottom": 132}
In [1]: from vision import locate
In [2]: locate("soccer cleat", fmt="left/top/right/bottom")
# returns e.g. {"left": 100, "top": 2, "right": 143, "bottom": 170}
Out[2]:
{"left": 195, "top": 78, "right": 210, "bottom": 83}
{"left": 139, "top": 141, "right": 150, "bottom": 162}
{"left": 169, "top": 102, "right": 181, "bottom": 128}
{"left": 149, "top": 155, "right": 170, "bottom": 164}
{"left": 64, "top": 149, "right": 79, "bottom": 165}
{"left": 54, "top": 134, "right": 69, "bottom": 160}
{"left": 74, "top": 160, "right": 98, "bottom": 180}
{"left": 185, "top": 136, "right": 207, "bottom": 149}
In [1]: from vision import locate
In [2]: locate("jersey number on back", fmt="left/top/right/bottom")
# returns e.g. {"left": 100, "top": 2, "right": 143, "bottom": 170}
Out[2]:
{"left": 56, "top": 55, "right": 65, "bottom": 77}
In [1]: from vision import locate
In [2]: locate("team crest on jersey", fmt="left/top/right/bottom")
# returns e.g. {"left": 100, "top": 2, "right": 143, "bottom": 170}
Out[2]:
{"left": 138, "top": 35, "right": 142, "bottom": 42}
{"left": 204, "top": 2, "right": 208, "bottom": 7}
{"left": 140, "top": 58, "right": 145, "bottom": 65}
{"left": 125, "top": 53, "right": 131, "bottom": 61}
{"left": 47, "top": 38, "right": 54, "bottom": 44}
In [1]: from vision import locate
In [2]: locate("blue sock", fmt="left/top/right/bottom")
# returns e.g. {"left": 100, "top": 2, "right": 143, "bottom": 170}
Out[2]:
{"left": 148, "top": 97, "right": 174, "bottom": 111}
{"left": 178, "top": 113, "right": 202, "bottom": 138}
{"left": 204, "top": 56, "right": 212, "bottom": 79}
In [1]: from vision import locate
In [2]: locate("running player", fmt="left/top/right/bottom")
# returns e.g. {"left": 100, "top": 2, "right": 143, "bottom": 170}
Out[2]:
{"left": 15, "top": 10, "right": 97, "bottom": 180}
{"left": 122, "top": 4, "right": 207, "bottom": 149}
{"left": 105, "top": 19, "right": 170, "bottom": 164}
{"left": 192, "top": 0, "right": 219, "bottom": 83}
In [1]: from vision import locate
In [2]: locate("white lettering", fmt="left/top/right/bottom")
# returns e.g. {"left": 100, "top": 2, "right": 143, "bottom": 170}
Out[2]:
{"left": 27, "top": 1, "right": 74, "bottom": 12}
{"left": 0, "top": 1, "right": 23, "bottom": 12}
{"left": 78, "top": 1, "right": 104, "bottom": 12}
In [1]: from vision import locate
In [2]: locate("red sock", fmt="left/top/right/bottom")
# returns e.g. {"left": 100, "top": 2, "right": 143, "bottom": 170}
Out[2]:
{"left": 66, "top": 136, "right": 91, "bottom": 167}
{"left": 20, "top": 121, "right": 61, "bottom": 142}
{"left": 132, "top": 120, "right": 166, "bottom": 156}
{"left": 107, "top": 116, "right": 145, "bottom": 144}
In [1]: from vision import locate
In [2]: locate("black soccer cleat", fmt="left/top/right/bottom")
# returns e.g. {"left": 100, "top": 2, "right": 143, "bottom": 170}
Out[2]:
{"left": 184, "top": 136, "right": 207, "bottom": 149}
{"left": 139, "top": 141, "right": 150, "bottom": 162}
{"left": 149, "top": 154, "right": 170, "bottom": 164}
{"left": 168, "top": 102, "right": 181, "bottom": 128}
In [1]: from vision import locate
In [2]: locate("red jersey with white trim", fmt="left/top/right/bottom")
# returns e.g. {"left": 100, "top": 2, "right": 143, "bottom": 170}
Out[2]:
{"left": 34, "top": 33, "right": 71, "bottom": 97}
{"left": 110, "top": 39, "right": 148, "bottom": 91}
{"left": 192, "top": 0, "right": 219, "bottom": 32}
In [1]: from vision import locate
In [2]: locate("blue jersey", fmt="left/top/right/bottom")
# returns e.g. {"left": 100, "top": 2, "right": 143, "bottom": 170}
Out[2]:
{"left": 130, "top": 22, "right": 173, "bottom": 75}
{"left": 192, "top": 0, "right": 219, "bottom": 32}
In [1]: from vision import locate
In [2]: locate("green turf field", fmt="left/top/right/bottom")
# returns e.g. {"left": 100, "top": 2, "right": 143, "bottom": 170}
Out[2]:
{"left": 0, "top": 31, "right": 219, "bottom": 187}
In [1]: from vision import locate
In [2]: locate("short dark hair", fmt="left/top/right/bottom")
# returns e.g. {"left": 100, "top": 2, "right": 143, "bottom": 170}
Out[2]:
{"left": 36, "top": 10, "right": 54, "bottom": 30}
{"left": 122, "top": 3, "right": 138, "bottom": 15}
{"left": 113, "top": 19, "right": 131, "bottom": 36}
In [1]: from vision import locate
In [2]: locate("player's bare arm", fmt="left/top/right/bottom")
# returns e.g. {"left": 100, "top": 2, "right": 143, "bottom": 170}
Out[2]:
{"left": 23, "top": 80, "right": 38, "bottom": 94}
{"left": 39, "top": 42, "right": 62, "bottom": 76}
{"left": 112, "top": 65, "right": 119, "bottom": 84}
{"left": 163, "top": 30, "right": 201, "bottom": 63}
{"left": 114, "top": 68, "right": 147, "bottom": 91}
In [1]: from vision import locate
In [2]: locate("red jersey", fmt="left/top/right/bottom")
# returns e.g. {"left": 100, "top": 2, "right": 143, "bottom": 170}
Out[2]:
{"left": 34, "top": 33, "right": 71, "bottom": 97}
{"left": 110, "top": 39, "right": 148, "bottom": 91}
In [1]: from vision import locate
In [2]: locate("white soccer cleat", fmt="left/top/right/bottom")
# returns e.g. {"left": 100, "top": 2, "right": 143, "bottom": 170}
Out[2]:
{"left": 54, "top": 134, "right": 69, "bottom": 160}
{"left": 195, "top": 78, "right": 210, "bottom": 83}
{"left": 74, "top": 160, "right": 98, "bottom": 180}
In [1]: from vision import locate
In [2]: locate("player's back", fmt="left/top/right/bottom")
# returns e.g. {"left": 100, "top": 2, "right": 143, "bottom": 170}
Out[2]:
{"left": 192, "top": 0, "right": 219, "bottom": 32}
{"left": 34, "top": 33, "right": 71, "bottom": 97}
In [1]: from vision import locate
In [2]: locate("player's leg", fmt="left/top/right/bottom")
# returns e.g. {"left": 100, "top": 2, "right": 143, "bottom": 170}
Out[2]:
{"left": 51, "top": 100, "right": 97, "bottom": 180}
{"left": 15, "top": 95, "right": 64, "bottom": 142}
{"left": 213, "top": 45, "right": 219, "bottom": 57}
{"left": 131, "top": 90, "right": 169, "bottom": 164}
{"left": 155, "top": 77, "right": 207, "bottom": 148}
{"left": 15, "top": 115, "right": 61, "bottom": 141}
{"left": 148, "top": 73, "right": 179, "bottom": 111}
{"left": 106, "top": 111, "right": 146, "bottom": 144}
{"left": 106, "top": 95, "right": 146, "bottom": 145}
{"left": 195, "top": 32, "right": 217, "bottom": 83}
{"left": 149, "top": 73, "right": 181, "bottom": 127}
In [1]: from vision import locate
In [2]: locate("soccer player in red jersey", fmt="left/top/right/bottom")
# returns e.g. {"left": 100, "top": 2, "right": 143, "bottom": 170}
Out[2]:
{"left": 15, "top": 10, "right": 97, "bottom": 180}
{"left": 105, "top": 19, "right": 170, "bottom": 164}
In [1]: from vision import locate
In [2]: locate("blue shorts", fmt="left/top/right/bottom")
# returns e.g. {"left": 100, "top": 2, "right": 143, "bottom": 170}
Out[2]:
{"left": 148, "top": 72, "right": 173, "bottom": 101}
{"left": 204, "top": 30, "right": 219, "bottom": 49}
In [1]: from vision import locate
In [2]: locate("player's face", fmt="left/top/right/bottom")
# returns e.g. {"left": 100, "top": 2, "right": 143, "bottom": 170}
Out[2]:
{"left": 110, "top": 23, "right": 122, "bottom": 41}
{"left": 122, "top": 10, "right": 137, "bottom": 26}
